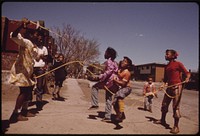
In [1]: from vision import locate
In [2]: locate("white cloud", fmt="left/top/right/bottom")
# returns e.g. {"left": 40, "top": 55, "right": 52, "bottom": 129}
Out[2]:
{"left": 139, "top": 34, "right": 143, "bottom": 37}
{"left": 135, "top": 33, "right": 144, "bottom": 37}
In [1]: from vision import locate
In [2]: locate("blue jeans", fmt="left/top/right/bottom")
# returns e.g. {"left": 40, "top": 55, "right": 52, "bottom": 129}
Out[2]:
{"left": 34, "top": 68, "right": 45, "bottom": 102}
{"left": 144, "top": 95, "right": 153, "bottom": 110}
{"left": 91, "top": 81, "right": 113, "bottom": 119}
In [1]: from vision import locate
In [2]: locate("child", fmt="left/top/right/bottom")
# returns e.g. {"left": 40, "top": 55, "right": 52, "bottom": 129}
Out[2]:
{"left": 88, "top": 47, "right": 118, "bottom": 122}
{"left": 33, "top": 31, "right": 48, "bottom": 110}
{"left": 52, "top": 54, "right": 68, "bottom": 100}
{"left": 154, "top": 49, "right": 191, "bottom": 134}
{"left": 143, "top": 76, "right": 157, "bottom": 112}
{"left": 9, "top": 18, "right": 39, "bottom": 123}
{"left": 112, "top": 56, "right": 133, "bottom": 122}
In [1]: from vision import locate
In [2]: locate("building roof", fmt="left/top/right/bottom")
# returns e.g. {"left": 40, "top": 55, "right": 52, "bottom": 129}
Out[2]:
{"left": 135, "top": 62, "right": 166, "bottom": 67}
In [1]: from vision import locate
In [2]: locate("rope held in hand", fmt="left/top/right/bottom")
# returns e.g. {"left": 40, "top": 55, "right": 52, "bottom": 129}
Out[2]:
{"left": 159, "top": 81, "right": 187, "bottom": 98}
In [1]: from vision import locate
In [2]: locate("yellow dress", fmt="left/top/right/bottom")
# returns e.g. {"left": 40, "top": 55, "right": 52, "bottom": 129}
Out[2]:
{"left": 9, "top": 33, "right": 37, "bottom": 87}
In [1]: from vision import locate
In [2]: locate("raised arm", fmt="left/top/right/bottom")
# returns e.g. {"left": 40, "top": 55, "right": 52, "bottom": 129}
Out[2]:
{"left": 12, "top": 18, "right": 30, "bottom": 37}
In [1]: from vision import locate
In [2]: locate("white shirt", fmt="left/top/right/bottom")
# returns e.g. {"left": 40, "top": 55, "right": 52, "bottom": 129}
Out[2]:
{"left": 34, "top": 46, "right": 48, "bottom": 67}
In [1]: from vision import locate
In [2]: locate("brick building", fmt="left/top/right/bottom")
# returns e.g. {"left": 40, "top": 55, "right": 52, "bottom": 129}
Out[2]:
{"left": 134, "top": 63, "right": 166, "bottom": 82}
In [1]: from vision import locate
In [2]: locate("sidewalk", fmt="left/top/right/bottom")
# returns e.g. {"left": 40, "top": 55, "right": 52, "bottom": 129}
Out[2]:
{"left": 2, "top": 78, "right": 199, "bottom": 134}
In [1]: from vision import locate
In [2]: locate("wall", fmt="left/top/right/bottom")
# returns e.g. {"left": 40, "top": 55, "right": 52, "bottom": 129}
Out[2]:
{"left": 155, "top": 66, "right": 165, "bottom": 82}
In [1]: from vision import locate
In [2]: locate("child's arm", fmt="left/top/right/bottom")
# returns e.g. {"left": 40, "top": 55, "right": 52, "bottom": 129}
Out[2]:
{"left": 113, "top": 70, "right": 130, "bottom": 87}
{"left": 152, "top": 84, "right": 158, "bottom": 98}
{"left": 11, "top": 18, "right": 29, "bottom": 37}
{"left": 179, "top": 62, "right": 191, "bottom": 83}
{"left": 143, "top": 83, "right": 147, "bottom": 96}
{"left": 99, "top": 59, "right": 117, "bottom": 82}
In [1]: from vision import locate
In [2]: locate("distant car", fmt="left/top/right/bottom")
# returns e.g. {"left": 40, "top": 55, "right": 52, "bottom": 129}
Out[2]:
{"left": 185, "top": 80, "right": 198, "bottom": 90}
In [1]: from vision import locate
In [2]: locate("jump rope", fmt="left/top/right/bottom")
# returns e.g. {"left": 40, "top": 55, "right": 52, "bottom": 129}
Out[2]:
{"left": 29, "top": 20, "right": 187, "bottom": 102}
{"left": 30, "top": 20, "right": 189, "bottom": 126}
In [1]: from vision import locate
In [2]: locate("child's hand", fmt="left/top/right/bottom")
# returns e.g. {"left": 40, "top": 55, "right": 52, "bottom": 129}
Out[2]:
{"left": 113, "top": 75, "right": 118, "bottom": 81}
{"left": 21, "top": 18, "right": 30, "bottom": 28}
{"left": 154, "top": 93, "right": 158, "bottom": 98}
{"left": 185, "top": 78, "right": 190, "bottom": 83}
{"left": 159, "top": 83, "right": 168, "bottom": 91}
{"left": 89, "top": 75, "right": 99, "bottom": 81}
{"left": 94, "top": 76, "right": 100, "bottom": 81}
{"left": 35, "top": 55, "right": 41, "bottom": 62}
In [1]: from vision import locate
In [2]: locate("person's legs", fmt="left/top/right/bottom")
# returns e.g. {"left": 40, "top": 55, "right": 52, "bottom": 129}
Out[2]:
{"left": 21, "top": 86, "right": 35, "bottom": 117}
{"left": 114, "top": 98, "right": 126, "bottom": 122}
{"left": 118, "top": 98, "right": 125, "bottom": 114}
{"left": 52, "top": 85, "right": 58, "bottom": 99}
{"left": 9, "top": 87, "right": 30, "bottom": 123}
{"left": 89, "top": 82, "right": 104, "bottom": 110}
{"left": 34, "top": 69, "right": 45, "bottom": 109}
{"left": 155, "top": 89, "right": 172, "bottom": 125}
{"left": 57, "top": 87, "right": 61, "bottom": 98}
{"left": 144, "top": 97, "right": 148, "bottom": 110}
{"left": 14, "top": 88, "right": 28, "bottom": 112}
{"left": 57, "top": 80, "right": 63, "bottom": 98}
{"left": 114, "top": 87, "right": 131, "bottom": 122}
{"left": 170, "top": 85, "right": 182, "bottom": 134}
{"left": 104, "top": 91, "right": 113, "bottom": 120}
{"left": 113, "top": 99, "right": 119, "bottom": 115}
{"left": 148, "top": 96, "right": 153, "bottom": 112}
{"left": 36, "top": 75, "right": 44, "bottom": 101}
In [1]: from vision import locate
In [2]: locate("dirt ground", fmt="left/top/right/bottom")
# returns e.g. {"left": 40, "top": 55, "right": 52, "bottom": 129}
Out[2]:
{"left": 1, "top": 78, "right": 199, "bottom": 135}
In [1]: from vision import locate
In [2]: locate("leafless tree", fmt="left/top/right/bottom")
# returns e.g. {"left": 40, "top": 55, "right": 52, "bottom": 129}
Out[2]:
{"left": 51, "top": 24, "right": 100, "bottom": 78}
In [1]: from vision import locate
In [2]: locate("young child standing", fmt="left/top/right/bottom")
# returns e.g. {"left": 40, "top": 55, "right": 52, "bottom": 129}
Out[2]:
{"left": 154, "top": 49, "right": 191, "bottom": 134}
{"left": 52, "top": 54, "right": 67, "bottom": 100}
{"left": 33, "top": 31, "right": 48, "bottom": 110}
{"left": 143, "top": 76, "right": 157, "bottom": 112}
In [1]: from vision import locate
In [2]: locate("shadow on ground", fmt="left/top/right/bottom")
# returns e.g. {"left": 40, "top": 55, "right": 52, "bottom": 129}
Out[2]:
{"left": 52, "top": 96, "right": 66, "bottom": 101}
{"left": 145, "top": 116, "right": 172, "bottom": 129}
{"left": 88, "top": 111, "right": 123, "bottom": 130}
{"left": 2, "top": 98, "right": 57, "bottom": 133}
{"left": 1, "top": 120, "right": 10, "bottom": 134}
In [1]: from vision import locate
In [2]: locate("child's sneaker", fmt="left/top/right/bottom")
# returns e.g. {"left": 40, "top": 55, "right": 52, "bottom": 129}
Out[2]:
{"left": 101, "top": 118, "right": 111, "bottom": 122}
{"left": 88, "top": 106, "right": 99, "bottom": 110}
{"left": 170, "top": 126, "right": 180, "bottom": 134}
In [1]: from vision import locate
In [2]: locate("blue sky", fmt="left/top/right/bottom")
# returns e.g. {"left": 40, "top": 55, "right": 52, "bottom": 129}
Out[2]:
{"left": 2, "top": 2, "right": 199, "bottom": 71}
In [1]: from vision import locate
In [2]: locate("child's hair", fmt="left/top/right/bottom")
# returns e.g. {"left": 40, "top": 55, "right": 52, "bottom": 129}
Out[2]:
{"left": 124, "top": 56, "right": 133, "bottom": 71}
{"left": 24, "top": 28, "right": 35, "bottom": 39}
{"left": 166, "top": 49, "right": 178, "bottom": 59}
{"left": 118, "top": 60, "right": 122, "bottom": 69}
{"left": 147, "top": 75, "right": 153, "bottom": 80}
{"left": 59, "top": 53, "right": 65, "bottom": 59}
{"left": 24, "top": 28, "right": 44, "bottom": 41}
{"left": 106, "top": 47, "right": 117, "bottom": 60}
{"left": 37, "top": 29, "right": 44, "bottom": 37}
